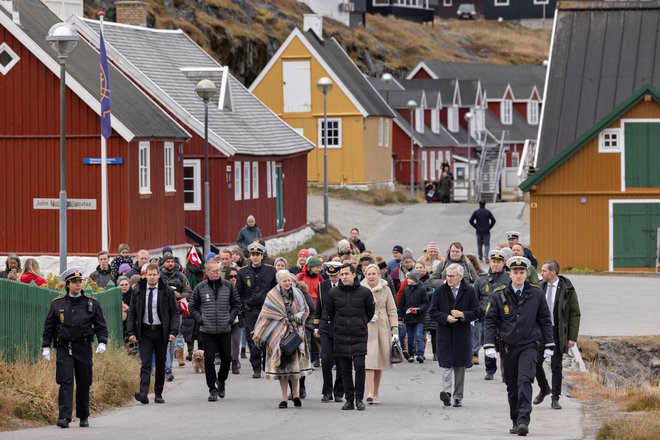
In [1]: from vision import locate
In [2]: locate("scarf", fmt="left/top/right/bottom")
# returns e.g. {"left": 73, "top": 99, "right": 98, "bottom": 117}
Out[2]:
{"left": 253, "top": 285, "right": 308, "bottom": 370}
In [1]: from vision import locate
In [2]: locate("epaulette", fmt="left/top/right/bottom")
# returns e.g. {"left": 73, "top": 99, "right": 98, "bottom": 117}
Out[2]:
{"left": 52, "top": 294, "right": 66, "bottom": 301}
{"left": 83, "top": 292, "right": 97, "bottom": 300}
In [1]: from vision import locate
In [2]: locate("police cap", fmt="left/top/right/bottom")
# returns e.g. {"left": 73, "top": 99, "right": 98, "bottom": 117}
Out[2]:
{"left": 324, "top": 261, "right": 342, "bottom": 275}
{"left": 60, "top": 267, "right": 85, "bottom": 283}
{"left": 488, "top": 250, "right": 506, "bottom": 261}
{"left": 506, "top": 256, "right": 531, "bottom": 271}
{"left": 506, "top": 231, "right": 521, "bottom": 240}
{"left": 247, "top": 242, "right": 266, "bottom": 254}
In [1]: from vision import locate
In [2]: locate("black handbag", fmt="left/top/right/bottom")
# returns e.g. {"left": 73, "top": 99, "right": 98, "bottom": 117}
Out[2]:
{"left": 390, "top": 340, "right": 404, "bottom": 364}
{"left": 281, "top": 330, "right": 303, "bottom": 357}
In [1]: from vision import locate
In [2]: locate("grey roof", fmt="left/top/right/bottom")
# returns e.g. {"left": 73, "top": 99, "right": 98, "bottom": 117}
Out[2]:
{"left": 485, "top": 110, "right": 538, "bottom": 144}
{"left": 300, "top": 30, "right": 395, "bottom": 118}
{"left": 399, "top": 78, "right": 459, "bottom": 107}
{"left": 364, "top": 75, "right": 405, "bottom": 92}
{"left": 16, "top": 0, "right": 188, "bottom": 141}
{"left": 393, "top": 110, "right": 461, "bottom": 148}
{"left": 386, "top": 90, "right": 426, "bottom": 109}
{"left": 81, "top": 19, "right": 313, "bottom": 156}
{"left": 536, "top": 1, "right": 660, "bottom": 169}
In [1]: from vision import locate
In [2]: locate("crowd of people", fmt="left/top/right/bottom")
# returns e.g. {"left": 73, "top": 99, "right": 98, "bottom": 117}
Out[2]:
{"left": 22, "top": 214, "right": 582, "bottom": 436}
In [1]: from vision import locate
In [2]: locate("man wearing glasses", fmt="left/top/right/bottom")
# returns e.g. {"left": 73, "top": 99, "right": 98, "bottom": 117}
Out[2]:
{"left": 189, "top": 260, "right": 242, "bottom": 401}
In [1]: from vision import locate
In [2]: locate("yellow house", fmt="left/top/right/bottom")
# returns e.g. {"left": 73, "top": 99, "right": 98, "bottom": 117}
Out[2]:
{"left": 249, "top": 16, "right": 395, "bottom": 186}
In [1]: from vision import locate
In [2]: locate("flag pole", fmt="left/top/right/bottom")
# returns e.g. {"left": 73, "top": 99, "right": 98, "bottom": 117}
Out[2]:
{"left": 99, "top": 11, "right": 109, "bottom": 252}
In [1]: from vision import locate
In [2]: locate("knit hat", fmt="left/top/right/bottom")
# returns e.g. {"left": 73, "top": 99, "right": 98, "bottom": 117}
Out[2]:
{"left": 392, "top": 245, "right": 404, "bottom": 254}
{"left": 162, "top": 246, "right": 173, "bottom": 254}
{"left": 206, "top": 252, "right": 216, "bottom": 261}
{"left": 118, "top": 263, "right": 132, "bottom": 275}
{"left": 425, "top": 241, "right": 440, "bottom": 254}
{"left": 307, "top": 248, "right": 317, "bottom": 256}
{"left": 306, "top": 256, "right": 323, "bottom": 269}
{"left": 162, "top": 253, "right": 175, "bottom": 262}
{"left": 401, "top": 249, "right": 414, "bottom": 262}
{"left": 337, "top": 239, "right": 351, "bottom": 254}
{"left": 274, "top": 257, "right": 288, "bottom": 268}
{"left": 298, "top": 248, "right": 310, "bottom": 258}
{"left": 406, "top": 270, "right": 420, "bottom": 283}
{"left": 375, "top": 256, "right": 387, "bottom": 270}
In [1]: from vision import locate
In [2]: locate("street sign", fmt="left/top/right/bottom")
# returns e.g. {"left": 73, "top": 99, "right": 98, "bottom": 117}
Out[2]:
{"left": 83, "top": 157, "right": 123, "bottom": 165}
{"left": 33, "top": 198, "right": 97, "bottom": 210}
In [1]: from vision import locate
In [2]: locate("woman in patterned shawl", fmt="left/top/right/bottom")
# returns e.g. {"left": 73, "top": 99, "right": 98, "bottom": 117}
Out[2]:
{"left": 253, "top": 270, "right": 313, "bottom": 408}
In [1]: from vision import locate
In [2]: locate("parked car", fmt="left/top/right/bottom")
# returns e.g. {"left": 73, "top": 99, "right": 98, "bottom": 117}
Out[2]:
{"left": 457, "top": 3, "right": 477, "bottom": 19}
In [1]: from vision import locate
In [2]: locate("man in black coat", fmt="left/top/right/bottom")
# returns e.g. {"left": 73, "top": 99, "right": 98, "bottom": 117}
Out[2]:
{"left": 127, "top": 263, "right": 180, "bottom": 405}
{"left": 429, "top": 263, "right": 480, "bottom": 408}
{"left": 469, "top": 201, "right": 496, "bottom": 262}
{"left": 326, "top": 264, "right": 375, "bottom": 411}
{"left": 313, "top": 262, "right": 344, "bottom": 403}
{"left": 484, "top": 257, "right": 554, "bottom": 436}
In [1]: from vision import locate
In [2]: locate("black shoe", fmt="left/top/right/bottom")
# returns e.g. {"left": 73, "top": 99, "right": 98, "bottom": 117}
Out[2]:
{"left": 232, "top": 360, "right": 240, "bottom": 375}
{"left": 218, "top": 382, "right": 226, "bottom": 399}
{"left": 403, "top": 351, "right": 410, "bottom": 360}
{"left": 511, "top": 424, "right": 528, "bottom": 436}
{"left": 278, "top": 400, "right": 287, "bottom": 409}
{"left": 533, "top": 389, "right": 551, "bottom": 405}
{"left": 453, "top": 399, "right": 462, "bottom": 407}
{"left": 551, "top": 398, "right": 562, "bottom": 410}
{"left": 56, "top": 418, "right": 69, "bottom": 428}
{"left": 240, "top": 348, "right": 247, "bottom": 359}
{"left": 408, "top": 357, "right": 414, "bottom": 363}
{"left": 440, "top": 391, "right": 451, "bottom": 407}
{"left": 313, "top": 359, "right": 321, "bottom": 368}
{"left": 321, "top": 394, "right": 332, "bottom": 403}
{"left": 79, "top": 418, "right": 89, "bottom": 428}
{"left": 208, "top": 389, "right": 218, "bottom": 401}
{"left": 300, "top": 386, "right": 307, "bottom": 399}
{"left": 356, "top": 399, "right": 365, "bottom": 411}
{"left": 252, "top": 370, "right": 261, "bottom": 379}
{"left": 334, "top": 396, "right": 344, "bottom": 403}
{"left": 416, "top": 355, "right": 424, "bottom": 364}
{"left": 186, "top": 352, "right": 193, "bottom": 362}
{"left": 341, "top": 401, "right": 355, "bottom": 410}
{"left": 485, "top": 373, "right": 494, "bottom": 381}
{"left": 509, "top": 425, "right": 518, "bottom": 434}
{"left": 166, "top": 374, "right": 174, "bottom": 382}
{"left": 154, "top": 394, "right": 165, "bottom": 404}
{"left": 293, "top": 397, "right": 302, "bottom": 408}
{"left": 134, "top": 392, "right": 149, "bottom": 404}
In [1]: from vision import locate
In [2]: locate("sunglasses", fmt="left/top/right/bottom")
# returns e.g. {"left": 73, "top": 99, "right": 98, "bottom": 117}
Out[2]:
{"left": 228, "top": 275, "right": 237, "bottom": 279}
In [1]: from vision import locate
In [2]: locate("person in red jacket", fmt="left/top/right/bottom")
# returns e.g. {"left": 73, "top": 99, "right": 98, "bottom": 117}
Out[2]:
{"left": 296, "top": 256, "right": 324, "bottom": 367}
{"left": 19, "top": 258, "right": 47, "bottom": 286}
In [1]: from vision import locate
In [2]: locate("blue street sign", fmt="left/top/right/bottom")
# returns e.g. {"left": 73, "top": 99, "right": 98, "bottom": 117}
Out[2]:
{"left": 83, "top": 157, "right": 124, "bottom": 165}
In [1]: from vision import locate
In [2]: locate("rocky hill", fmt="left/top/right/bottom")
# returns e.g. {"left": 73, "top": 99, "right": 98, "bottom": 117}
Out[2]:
{"left": 84, "top": 0, "right": 551, "bottom": 85}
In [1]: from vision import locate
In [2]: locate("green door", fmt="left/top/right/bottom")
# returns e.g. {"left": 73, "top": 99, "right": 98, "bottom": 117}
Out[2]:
{"left": 275, "top": 165, "right": 284, "bottom": 230}
{"left": 613, "top": 203, "right": 660, "bottom": 268}
{"left": 624, "top": 123, "right": 660, "bottom": 187}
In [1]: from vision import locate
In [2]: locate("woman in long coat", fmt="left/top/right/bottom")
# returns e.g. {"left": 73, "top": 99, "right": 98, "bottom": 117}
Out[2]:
{"left": 361, "top": 264, "right": 398, "bottom": 404}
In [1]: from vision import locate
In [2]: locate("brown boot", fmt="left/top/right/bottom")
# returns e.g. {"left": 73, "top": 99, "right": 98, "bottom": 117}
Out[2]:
{"left": 176, "top": 348, "right": 185, "bottom": 367}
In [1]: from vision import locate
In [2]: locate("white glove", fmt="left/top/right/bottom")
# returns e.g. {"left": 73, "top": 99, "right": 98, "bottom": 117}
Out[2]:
{"left": 233, "top": 316, "right": 239, "bottom": 324}
{"left": 42, "top": 347, "right": 51, "bottom": 361}
{"left": 484, "top": 348, "right": 497, "bottom": 358}
{"left": 392, "top": 334, "right": 399, "bottom": 344}
{"left": 96, "top": 343, "right": 106, "bottom": 354}
{"left": 370, "top": 314, "right": 378, "bottom": 322}
{"left": 543, "top": 349, "right": 554, "bottom": 358}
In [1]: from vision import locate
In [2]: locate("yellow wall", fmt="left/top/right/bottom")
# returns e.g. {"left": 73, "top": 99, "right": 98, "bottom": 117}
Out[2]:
{"left": 251, "top": 34, "right": 391, "bottom": 185}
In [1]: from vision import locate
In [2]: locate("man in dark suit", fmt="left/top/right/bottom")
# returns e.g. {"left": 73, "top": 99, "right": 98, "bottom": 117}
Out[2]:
{"left": 127, "top": 263, "right": 180, "bottom": 404}
{"left": 469, "top": 200, "right": 496, "bottom": 262}
{"left": 313, "top": 262, "right": 344, "bottom": 403}
{"left": 533, "top": 259, "right": 581, "bottom": 410}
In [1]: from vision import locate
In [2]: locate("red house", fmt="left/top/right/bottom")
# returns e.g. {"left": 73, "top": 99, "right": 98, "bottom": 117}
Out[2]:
{"left": 0, "top": 0, "right": 190, "bottom": 256}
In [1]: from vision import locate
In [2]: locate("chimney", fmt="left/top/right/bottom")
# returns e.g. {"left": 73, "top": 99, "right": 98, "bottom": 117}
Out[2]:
{"left": 12, "top": 0, "right": 20, "bottom": 24}
{"left": 303, "top": 14, "right": 323, "bottom": 39}
{"left": 116, "top": 1, "right": 147, "bottom": 27}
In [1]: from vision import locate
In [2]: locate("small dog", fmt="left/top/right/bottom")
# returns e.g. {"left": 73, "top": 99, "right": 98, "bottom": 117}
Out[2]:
{"left": 192, "top": 350, "right": 205, "bottom": 373}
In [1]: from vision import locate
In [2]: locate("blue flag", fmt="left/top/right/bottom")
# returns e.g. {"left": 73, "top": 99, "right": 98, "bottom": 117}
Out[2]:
{"left": 100, "top": 27, "right": 111, "bottom": 139}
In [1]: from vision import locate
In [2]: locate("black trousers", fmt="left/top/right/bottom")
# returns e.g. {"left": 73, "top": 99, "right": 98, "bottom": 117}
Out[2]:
{"left": 243, "top": 308, "right": 264, "bottom": 372}
{"left": 320, "top": 331, "right": 343, "bottom": 398}
{"left": 200, "top": 331, "right": 231, "bottom": 392}
{"left": 476, "top": 232, "right": 491, "bottom": 260}
{"left": 535, "top": 332, "right": 562, "bottom": 400}
{"left": 338, "top": 355, "right": 365, "bottom": 403}
{"left": 502, "top": 343, "right": 537, "bottom": 427}
{"left": 139, "top": 326, "right": 167, "bottom": 395}
{"left": 55, "top": 344, "right": 92, "bottom": 421}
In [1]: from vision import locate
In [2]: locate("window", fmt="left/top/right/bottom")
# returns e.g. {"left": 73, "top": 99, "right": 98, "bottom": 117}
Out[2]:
{"left": 448, "top": 107, "right": 459, "bottom": 133}
{"left": 422, "top": 151, "right": 428, "bottom": 180}
{"left": 415, "top": 108, "right": 424, "bottom": 133}
{"left": 511, "top": 152, "right": 520, "bottom": 168}
{"left": 534, "top": 0, "right": 549, "bottom": 4}
{"left": 379, "top": 117, "right": 384, "bottom": 147}
{"left": 234, "top": 161, "right": 242, "bottom": 201}
{"left": 494, "top": 0, "right": 509, "bottom": 6}
{"left": 138, "top": 141, "right": 151, "bottom": 194}
{"left": 431, "top": 109, "right": 440, "bottom": 134}
{"left": 164, "top": 142, "right": 175, "bottom": 192}
{"left": 501, "top": 100, "right": 512, "bottom": 125}
{"left": 243, "top": 162, "right": 251, "bottom": 200}
{"left": 183, "top": 160, "right": 201, "bottom": 210}
{"left": 252, "top": 162, "right": 259, "bottom": 199}
{"left": 384, "top": 118, "right": 390, "bottom": 147}
{"left": 443, "top": 0, "right": 452, "bottom": 6}
{"left": 318, "top": 118, "right": 342, "bottom": 148}
{"left": 0, "top": 43, "right": 20, "bottom": 76}
{"left": 599, "top": 128, "right": 621, "bottom": 153}
{"left": 527, "top": 101, "right": 539, "bottom": 125}
{"left": 266, "top": 160, "right": 272, "bottom": 197}
{"left": 271, "top": 162, "right": 277, "bottom": 198}
{"left": 477, "top": 108, "right": 486, "bottom": 132}
{"left": 429, "top": 151, "right": 436, "bottom": 181}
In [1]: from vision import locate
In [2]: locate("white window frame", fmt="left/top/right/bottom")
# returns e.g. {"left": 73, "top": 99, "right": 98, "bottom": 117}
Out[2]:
{"left": 534, "top": 0, "right": 549, "bottom": 4}
{"left": 431, "top": 109, "right": 440, "bottom": 134}
{"left": 271, "top": 162, "right": 277, "bottom": 198}
{"left": 599, "top": 128, "right": 622, "bottom": 153}
{"left": 384, "top": 118, "right": 390, "bottom": 147}
{"left": 243, "top": 162, "right": 251, "bottom": 200}
{"left": 415, "top": 108, "right": 424, "bottom": 133}
{"left": 422, "top": 150, "right": 428, "bottom": 180}
{"left": 252, "top": 161, "right": 259, "bottom": 199}
{"left": 138, "top": 141, "right": 151, "bottom": 195}
{"left": 378, "top": 117, "right": 384, "bottom": 147}
{"left": 318, "top": 118, "right": 342, "bottom": 149}
{"left": 511, "top": 151, "right": 520, "bottom": 168}
{"left": 164, "top": 142, "right": 175, "bottom": 192}
{"left": 527, "top": 101, "right": 539, "bottom": 125}
{"left": 183, "top": 159, "right": 201, "bottom": 211}
{"left": 448, "top": 107, "right": 459, "bottom": 133}
{"left": 443, "top": 0, "right": 452, "bottom": 6}
{"left": 501, "top": 100, "right": 513, "bottom": 125}
{"left": 494, "top": 0, "right": 509, "bottom": 6}
{"left": 266, "top": 160, "right": 272, "bottom": 198}
{"left": 234, "top": 161, "right": 242, "bottom": 201}
{"left": 0, "top": 42, "right": 20, "bottom": 76}
{"left": 373, "top": 0, "right": 389, "bottom": 5}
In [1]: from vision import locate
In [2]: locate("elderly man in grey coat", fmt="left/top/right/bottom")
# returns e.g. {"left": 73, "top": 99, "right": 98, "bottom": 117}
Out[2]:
{"left": 236, "top": 215, "right": 262, "bottom": 256}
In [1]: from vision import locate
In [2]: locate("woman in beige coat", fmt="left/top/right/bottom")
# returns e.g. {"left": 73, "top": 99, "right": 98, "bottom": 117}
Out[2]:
{"left": 361, "top": 264, "right": 399, "bottom": 404}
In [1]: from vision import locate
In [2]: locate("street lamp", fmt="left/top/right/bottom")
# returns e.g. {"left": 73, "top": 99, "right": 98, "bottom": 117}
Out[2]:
{"left": 464, "top": 112, "right": 474, "bottom": 202}
{"left": 46, "top": 22, "right": 79, "bottom": 274}
{"left": 407, "top": 99, "right": 417, "bottom": 203}
{"left": 317, "top": 77, "right": 333, "bottom": 233}
{"left": 381, "top": 72, "right": 393, "bottom": 105}
{"left": 195, "top": 79, "right": 216, "bottom": 257}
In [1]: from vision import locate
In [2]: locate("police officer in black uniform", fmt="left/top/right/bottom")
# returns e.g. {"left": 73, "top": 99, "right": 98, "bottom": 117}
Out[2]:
{"left": 42, "top": 267, "right": 108, "bottom": 429}
{"left": 483, "top": 257, "right": 553, "bottom": 437}
{"left": 313, "top": 261, "right": 344, "bottom": 403}
{"left": 235, "top": 242, "right": 277, "bottom": 378}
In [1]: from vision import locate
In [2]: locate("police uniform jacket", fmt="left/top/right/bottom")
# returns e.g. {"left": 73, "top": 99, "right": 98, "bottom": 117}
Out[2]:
{"left": 42, "top": 293, "right": 108, "bottom": 364}
{"left": 236, "top": 263, "right": 277, "bottom": 309}
{"left": 326, "top": 278, "right": 375, "bottom": 357}
{"left": 539, "top": 275, "right": 581, "bottom": 354}
{"left": 474, "top": 270, "right": 510, "bottom": 315}
{"left": 189, "top": 278, "right": 241, "bottom": 335}
{"left": 314, "top": 279, "right": 337, "bottom": 336}
{"left": 126, "top": 278, "right": 180, "bottom": 342}
{"left": 483, "top": 281, "right": 554, "bottom": 350}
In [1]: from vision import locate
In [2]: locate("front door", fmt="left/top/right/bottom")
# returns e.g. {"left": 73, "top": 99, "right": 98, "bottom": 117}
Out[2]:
{"left": 275, "top": 164, "right": 284, "bottom": 230}
{"left": 612, "top": 202, "right": 660, "bottom": 269}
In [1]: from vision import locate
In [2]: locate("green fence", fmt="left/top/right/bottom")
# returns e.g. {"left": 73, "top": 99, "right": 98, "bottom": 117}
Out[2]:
{"left": 0, "top": 279, "right": 123, "bottom": 362}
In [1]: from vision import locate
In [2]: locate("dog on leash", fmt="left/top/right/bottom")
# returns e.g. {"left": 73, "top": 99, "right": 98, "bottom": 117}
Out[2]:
{"left": 192, "top": 350, "right": 205, "bottom": 373}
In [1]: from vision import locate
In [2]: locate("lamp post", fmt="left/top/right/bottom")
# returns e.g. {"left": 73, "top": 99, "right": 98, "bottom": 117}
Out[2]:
{"left": 46, "top": 22, "right": 79, "bottom": 274}
{"left": 381, "top": 72, "right": 393, "bottom": 105}
{"left": 464, "top": 111, "right": 474, "bottom": 202}
{"left": 407, "top": 99, "right": 417, "bottom": 203}
{"left": 195, "top": 79, "right": 216, "bottom": 257}
{"left": 317, "top": 77, "right": 333, "bottom": 233}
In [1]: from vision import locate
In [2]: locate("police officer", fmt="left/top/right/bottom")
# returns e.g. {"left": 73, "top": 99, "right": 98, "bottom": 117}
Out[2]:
{"left": 313, "top": 261, "right": 344, "bottom": 403}
{"left": 42, "top": 267, "right": 108, "bottom": 428}
{"left": 473, "top": 249, "right": 510, "bottom": 380}
{"left": 235, "top": 242, "right": 277, "bottom": 378}
{"left": 506, "top": 231, "right": 538, "bottom": 269}
{"left": 483, "top": 257, "right": 554, "bottom": 437}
